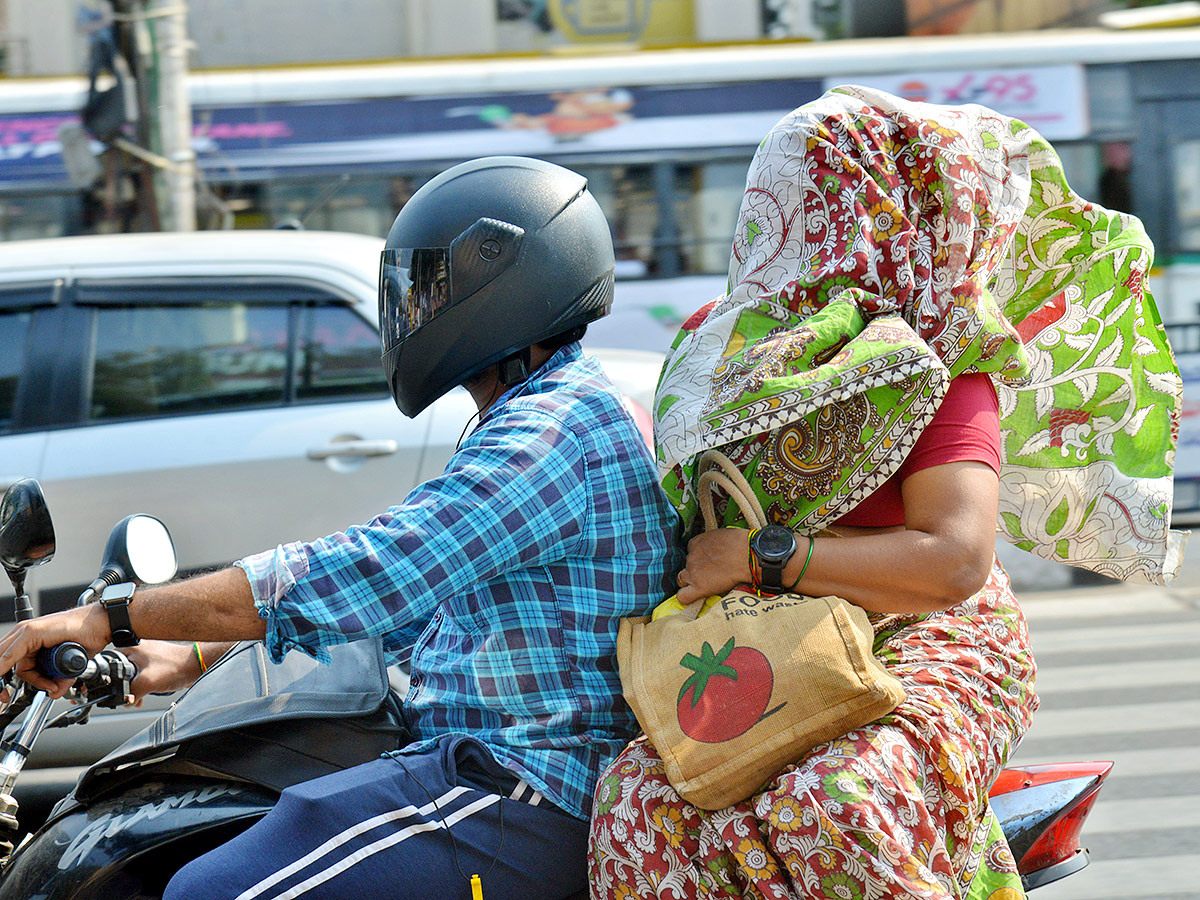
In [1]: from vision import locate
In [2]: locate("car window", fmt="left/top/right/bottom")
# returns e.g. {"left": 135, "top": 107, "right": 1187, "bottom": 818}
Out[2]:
{"left": 295, "top": 303, "right": 388, "bottom": 401}
{"left": 90, "top": 304, "right": 290, "bottom": 421}
{"left": 0, "top": 309, "right": 31, "bottom": 430}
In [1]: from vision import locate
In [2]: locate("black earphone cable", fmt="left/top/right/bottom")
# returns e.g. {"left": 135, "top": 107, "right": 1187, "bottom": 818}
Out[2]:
{"left": 391, "top": 753, "right": 506, "bottom": 895}
{"left": 456, "top": 379, "right": 504, "bottom": 451}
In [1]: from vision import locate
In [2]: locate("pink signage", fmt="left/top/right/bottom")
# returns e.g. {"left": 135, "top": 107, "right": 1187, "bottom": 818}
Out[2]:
{"left": 824, "top": 65, "right": 1088, "bottom": 140}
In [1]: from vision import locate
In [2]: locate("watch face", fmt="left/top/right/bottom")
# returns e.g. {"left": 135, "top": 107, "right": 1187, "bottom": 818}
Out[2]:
{"left": 101, "top": 582, "right": 136, "bottom": 604}
{"left": 753, "top": 525, "right": 796, "bottom": 563}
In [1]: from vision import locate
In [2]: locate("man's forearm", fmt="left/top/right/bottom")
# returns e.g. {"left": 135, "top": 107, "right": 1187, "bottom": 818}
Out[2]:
{"left": 0, "top": 568, "right": 261, "bottom": 697}
{"left": 131, "top": 568, "right": 267, "bottom": 642}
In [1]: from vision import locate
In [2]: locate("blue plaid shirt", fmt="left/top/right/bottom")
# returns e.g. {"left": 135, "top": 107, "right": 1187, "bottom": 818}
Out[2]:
{"left": 236, "top": 344, "right": 681, "bottom": 818}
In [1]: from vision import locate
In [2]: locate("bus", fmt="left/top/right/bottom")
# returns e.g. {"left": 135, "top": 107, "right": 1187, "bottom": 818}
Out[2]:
{"left": 1, "top": 27, "right": 1199, "bottom": 324}
{"left": 3, "top": 26, "right": 1200, "bottom": 527}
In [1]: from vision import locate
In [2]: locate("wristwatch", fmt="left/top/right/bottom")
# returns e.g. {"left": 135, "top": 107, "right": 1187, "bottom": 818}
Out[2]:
{"left": 99, "top": 582, "right": 140, "bottom": 647}
{"left": 750, "top": 525, "right": 798, "bottom": 591}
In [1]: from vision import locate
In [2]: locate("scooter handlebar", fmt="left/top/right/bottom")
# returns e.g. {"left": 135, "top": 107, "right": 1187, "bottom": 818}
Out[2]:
{"left": 35, "top": 642, "right": 89, "bottom": 681}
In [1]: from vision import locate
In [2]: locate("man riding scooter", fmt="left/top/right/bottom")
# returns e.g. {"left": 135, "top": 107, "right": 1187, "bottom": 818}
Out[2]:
{"left": 0, "top": 156, "right": 683, "bottom": 900}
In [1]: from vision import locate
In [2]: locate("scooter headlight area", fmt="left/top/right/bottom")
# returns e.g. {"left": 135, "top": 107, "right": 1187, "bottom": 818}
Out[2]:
{"left": 0, "top": 778, "right": 275, "bottom": 900}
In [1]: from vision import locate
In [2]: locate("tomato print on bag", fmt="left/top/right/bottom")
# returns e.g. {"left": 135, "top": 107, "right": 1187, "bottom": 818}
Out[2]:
{"left": 675, "top": 638, "right": 782, "bottom": 743}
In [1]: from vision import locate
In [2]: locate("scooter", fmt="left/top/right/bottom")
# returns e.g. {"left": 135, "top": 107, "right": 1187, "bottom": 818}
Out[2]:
{"left": 0, "top": 477, "right": 1110, "bottom": 898}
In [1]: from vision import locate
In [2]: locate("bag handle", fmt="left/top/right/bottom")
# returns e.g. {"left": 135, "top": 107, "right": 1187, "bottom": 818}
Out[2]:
{"left": 696, "top": 449, "right": 767, "bottom": 533}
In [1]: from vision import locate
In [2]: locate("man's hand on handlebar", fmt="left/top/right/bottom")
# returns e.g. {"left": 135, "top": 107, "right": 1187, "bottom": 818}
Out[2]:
{"left": 122, "top": 641, "right": 208, "bottom": 704}
{"left": 0, "top": 604, "right": 111, "bottom": 699}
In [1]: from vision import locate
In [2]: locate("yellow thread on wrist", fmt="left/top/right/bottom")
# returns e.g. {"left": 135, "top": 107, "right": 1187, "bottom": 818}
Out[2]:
{"left": 193, "top": 641, "right": 208, "bottom": 674}
{"left": 747, "top": 528, "right": 761, "bottom": 589}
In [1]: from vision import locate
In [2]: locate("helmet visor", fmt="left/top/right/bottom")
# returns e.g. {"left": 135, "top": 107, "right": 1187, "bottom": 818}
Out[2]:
{"left": 378, "top": 246, "right": 452, "bottom": 349}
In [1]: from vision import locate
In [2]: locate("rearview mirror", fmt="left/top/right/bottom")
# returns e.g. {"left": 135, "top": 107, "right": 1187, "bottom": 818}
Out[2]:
{"left": 0, "top": 479, "right": 55, "bottom": 597}
{"left": 102, "top": 515, "right": 178, "bottom": 586}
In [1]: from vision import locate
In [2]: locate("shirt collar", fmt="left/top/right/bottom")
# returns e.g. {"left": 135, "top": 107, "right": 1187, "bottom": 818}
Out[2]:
{"left": 480, "top": 342, "right": 582, "bottom": 425}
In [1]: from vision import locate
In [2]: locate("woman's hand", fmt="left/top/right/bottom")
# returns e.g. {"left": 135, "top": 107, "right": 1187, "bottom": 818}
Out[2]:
{"left": 675, "top": 528, "right": 752, "bottom": 607}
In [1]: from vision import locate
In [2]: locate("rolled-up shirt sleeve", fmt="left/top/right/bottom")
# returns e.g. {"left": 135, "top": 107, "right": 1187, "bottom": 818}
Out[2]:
{"left": 236, "top": 405, "right": 589, "bottom": 663}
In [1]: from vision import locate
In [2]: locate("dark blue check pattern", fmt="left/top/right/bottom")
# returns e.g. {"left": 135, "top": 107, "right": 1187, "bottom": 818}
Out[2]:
{"left": 237, "top": 344, "right": 682, "bottom": 818}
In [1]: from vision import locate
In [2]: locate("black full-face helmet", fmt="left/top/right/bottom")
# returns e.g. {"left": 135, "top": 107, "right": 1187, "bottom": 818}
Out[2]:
{"left": 379, "top": 156, "right": 615, "bottom": 417}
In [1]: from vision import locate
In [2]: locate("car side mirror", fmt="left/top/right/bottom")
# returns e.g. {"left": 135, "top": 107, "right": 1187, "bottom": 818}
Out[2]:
{"left": 100, "top": 515, "right": 178, "bottom": 587}
{"left": 0, "top": 478, "right": 56, "bottom": 599}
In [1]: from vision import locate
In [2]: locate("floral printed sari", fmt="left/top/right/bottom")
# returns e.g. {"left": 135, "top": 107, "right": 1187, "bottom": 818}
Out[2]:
{"left": 589, "top": 87, "right": 1182, "bottom": 899}
{"left": 589, "top": 564, "right": 1034, "bottom": 900}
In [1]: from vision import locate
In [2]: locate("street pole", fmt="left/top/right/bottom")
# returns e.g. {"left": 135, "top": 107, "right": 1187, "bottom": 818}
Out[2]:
{"left": 149, "top": 0, "right": 195, "bottom": 231}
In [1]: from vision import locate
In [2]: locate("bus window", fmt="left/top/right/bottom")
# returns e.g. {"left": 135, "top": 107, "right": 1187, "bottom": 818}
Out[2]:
{"left": 1, "top": 193, "right": 76, "bottom": 241}
{"left": 265, "top": 176, "right": 397, "bottom": 236}
{"left": 1050, "top": 143, "right": 1098, "bottom": 210}
{"left": 582, "top": 164, "right": 659, "bottom": 277}
{"left": 1098, "top": 142, "right": 1133, "bottom": 214}
{"left": 1176, "top": 140, "right": 1200, "bottom": 252}
{"left": 675, "top": 161, "right": 748, "bottom": 275}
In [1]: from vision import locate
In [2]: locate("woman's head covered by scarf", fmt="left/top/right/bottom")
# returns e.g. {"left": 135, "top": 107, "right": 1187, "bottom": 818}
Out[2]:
{"left": 655, "top": 85, "right": 1184, "bottom": 584}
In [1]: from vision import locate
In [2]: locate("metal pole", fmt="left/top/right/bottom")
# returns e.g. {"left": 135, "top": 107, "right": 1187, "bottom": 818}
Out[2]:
{"left": 150, "top": 0, "right": 195, "bottom": 231}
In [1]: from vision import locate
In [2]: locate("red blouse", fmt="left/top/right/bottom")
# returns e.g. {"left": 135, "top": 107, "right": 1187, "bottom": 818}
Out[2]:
{"left": 834, "top": 373, "right": 1001, "bottom": 528}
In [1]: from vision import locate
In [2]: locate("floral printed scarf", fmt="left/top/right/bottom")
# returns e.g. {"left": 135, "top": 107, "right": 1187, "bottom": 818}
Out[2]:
{"left": 654, "top": 85, "right": 1185, "bottom": 584}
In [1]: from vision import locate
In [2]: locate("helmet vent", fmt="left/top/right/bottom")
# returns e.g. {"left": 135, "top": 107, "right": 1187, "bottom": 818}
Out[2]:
{"left": 549, "top": 273, "right": 613, "bottom": 332}
{"left": 577, "top": 272, "right": 614, "bottom": 315}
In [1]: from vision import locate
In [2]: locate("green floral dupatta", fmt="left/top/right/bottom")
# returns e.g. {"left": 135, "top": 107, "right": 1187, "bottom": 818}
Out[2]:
{"left": 655, "top": 86, "right": 1185, "bottom": 584}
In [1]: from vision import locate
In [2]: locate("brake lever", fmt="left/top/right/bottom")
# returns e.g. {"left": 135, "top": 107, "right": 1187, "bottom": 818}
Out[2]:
{"left": 44, "top": 677, "right": 97, "bottom": 729}
{"left": 81, "top": 650, "right": 137, "bottom": 710}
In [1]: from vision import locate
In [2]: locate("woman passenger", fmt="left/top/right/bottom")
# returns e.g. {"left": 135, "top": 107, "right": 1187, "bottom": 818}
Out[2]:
{"left": 588, "top": 86, "right": 1183, "bottom": 900}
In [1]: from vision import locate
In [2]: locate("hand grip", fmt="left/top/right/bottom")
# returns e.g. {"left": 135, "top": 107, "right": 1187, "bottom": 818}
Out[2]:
{"left": 36, "top": 642, "right": 89, "bottom": 681}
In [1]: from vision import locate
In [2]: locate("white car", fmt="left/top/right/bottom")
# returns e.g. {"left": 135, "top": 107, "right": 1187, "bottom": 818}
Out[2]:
{"left": 0, "top": 229, "right": 665, "bottom": 818}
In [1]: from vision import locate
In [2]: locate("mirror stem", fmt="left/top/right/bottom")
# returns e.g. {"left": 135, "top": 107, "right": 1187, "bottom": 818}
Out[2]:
{"left": 13, "top": 592, "right": 32, "bottom": 622}
{"left": 7, "top": 572, "right": 31, "bottom": 621}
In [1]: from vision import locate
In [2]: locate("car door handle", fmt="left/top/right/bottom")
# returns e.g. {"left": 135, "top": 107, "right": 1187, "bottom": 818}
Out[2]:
{"left": 307, "top": 439, "right": 399, "bottom": 460}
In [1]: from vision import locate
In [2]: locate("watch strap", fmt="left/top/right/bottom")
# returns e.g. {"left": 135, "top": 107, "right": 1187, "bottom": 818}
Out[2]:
{"left": 101, "top": 586, "right": 140, "bottom": 647}
{"left": 759, "top": 557, "right": 786, "bottom": 590}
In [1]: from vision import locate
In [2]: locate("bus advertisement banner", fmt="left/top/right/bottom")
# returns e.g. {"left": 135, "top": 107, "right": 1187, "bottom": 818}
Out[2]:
{"left": 823, "top": 65, "right": 1088, "bottom": 140}
{"left": 0, "top": 77, "right": 822, "bottom": 190}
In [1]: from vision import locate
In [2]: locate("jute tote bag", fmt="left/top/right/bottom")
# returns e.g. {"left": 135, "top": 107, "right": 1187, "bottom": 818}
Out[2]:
{"left": 617, "top": 450, "right": 905, "bottom": 810}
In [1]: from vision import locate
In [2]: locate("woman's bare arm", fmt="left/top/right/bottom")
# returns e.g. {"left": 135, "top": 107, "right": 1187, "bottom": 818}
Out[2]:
{"left": 674, "top": 460, "right": 999, "bottom": 615}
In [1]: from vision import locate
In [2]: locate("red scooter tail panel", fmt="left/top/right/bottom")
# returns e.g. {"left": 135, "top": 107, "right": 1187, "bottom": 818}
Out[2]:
{"left": 988, "top": 761, "right": 1114, "bottom": 891}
